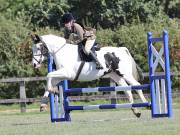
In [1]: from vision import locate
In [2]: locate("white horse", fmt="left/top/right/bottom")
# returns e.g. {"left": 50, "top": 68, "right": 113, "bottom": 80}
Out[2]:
{"left": 31, "top": 34, "right": 147, "bottom": 117}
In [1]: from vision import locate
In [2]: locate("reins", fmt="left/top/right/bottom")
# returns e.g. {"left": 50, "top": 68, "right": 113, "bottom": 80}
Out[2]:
{"left": 32, "top": 39, "right": 49, "bottom": 64}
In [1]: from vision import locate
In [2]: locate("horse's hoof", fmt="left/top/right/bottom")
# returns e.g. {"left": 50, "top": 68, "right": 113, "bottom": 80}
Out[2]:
{"left": 135, "top": 112, "right": 141, "bottom": 118}
{"left": 48, "top": 88, "right": 59, "bottom": 93}
{"left": 131, "top": 107, "right": 141, "bottom": 118}
{"left": 47, "top": 88, "right": 54, "bottom": 93}
{"left": 40, "top": 104, "right": 48, "bottom": 112}
{"left": 40, "top": 107, "right": 45, "bottom": 112}
{"left": 146, "top": 105, "right": 151, "bottom": 110}
{"left": 48, "top": 90, "right": 53, "bottom": 93}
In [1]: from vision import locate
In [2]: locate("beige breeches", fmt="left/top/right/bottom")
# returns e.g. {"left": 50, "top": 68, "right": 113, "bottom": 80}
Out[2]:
{"left": 84, "top": 39, "right": 95, "bottom": 55}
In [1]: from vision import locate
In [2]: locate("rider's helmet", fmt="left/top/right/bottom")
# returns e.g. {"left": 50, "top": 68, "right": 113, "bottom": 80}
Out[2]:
{"left": 62, "top": 13, "right": 74, "bottom": 24}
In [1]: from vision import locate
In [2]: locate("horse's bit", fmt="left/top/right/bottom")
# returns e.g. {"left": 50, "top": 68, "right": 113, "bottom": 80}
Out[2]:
{"left": 33, "top": 43, "right": 48, "bottom": 64}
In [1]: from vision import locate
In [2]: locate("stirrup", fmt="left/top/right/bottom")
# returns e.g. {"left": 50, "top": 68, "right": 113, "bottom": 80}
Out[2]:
{"left": 95, "top": 62, "right": 103, "bottom": 69}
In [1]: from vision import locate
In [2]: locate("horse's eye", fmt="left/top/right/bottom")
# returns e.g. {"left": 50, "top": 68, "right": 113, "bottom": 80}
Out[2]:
{"left": 37, "top": 48, "right": 41, "bottom": 51}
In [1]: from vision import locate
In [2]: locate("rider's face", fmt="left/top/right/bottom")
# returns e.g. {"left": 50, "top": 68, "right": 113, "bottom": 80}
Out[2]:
{"left": 65, "top": 21, "right": 73, "bottom": 30}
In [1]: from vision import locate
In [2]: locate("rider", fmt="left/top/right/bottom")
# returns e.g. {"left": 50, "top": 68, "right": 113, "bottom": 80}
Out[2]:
{"left": 62, "top": 13, "right": 103, "bottom": 69}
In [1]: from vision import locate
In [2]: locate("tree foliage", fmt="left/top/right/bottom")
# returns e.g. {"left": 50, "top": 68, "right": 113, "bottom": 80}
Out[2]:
{"left": 0, "top": 0, "right": 179, "bottom": 98}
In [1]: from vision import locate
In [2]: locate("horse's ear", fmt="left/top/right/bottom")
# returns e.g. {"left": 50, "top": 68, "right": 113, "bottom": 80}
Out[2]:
{"left": 35, "top": 34, "right": 41, "bottom": 42}
{"left": 29, "top": 32, "right": 41, "bottom": 44}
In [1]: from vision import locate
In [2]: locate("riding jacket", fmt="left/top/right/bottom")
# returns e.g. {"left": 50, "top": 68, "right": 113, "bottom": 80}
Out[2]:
{"left": 64, "top": 23, "right": 96, "bottom": 44}
{"left": 64, "top": 23, "right": 84, "bottom": 44}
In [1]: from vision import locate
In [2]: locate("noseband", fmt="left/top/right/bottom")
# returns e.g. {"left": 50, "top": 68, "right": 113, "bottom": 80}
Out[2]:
{"left": 33, "top": 42, "right": 48, "bottom": 64}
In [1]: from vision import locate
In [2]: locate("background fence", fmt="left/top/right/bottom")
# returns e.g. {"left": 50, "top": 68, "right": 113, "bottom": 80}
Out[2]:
{"left": 0, "top": 72, "right": 179, "bottom": 112}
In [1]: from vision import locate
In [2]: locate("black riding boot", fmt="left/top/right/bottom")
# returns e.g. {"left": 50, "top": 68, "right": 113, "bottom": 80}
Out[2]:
{"left": 90, "top": 51, "right": 103, "bottom": 69}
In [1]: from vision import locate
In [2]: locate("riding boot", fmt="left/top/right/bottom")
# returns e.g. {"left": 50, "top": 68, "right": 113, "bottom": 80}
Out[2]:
{"left": 89, "top": 51, "right": 103, "bottom": 69}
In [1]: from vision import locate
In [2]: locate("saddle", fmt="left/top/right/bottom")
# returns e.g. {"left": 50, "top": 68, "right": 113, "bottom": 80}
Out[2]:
{"left": 78, "top": 42, "right": 120, "bottom": 71}
{"left": 75, "top": 42, "right": 122, "bottom": 80}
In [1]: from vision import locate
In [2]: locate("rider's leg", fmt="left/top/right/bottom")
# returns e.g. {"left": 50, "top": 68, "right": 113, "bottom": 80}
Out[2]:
{"left": 84, "top": 39, "right": 103, "bottom": 69}
{"left": 89, "top": 51, "right": 103, "bottom": 69}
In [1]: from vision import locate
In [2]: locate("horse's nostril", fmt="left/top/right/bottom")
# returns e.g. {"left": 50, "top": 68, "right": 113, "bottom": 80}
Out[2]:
{"left": 34, "top": 63, "right": 36, "bottom": 68}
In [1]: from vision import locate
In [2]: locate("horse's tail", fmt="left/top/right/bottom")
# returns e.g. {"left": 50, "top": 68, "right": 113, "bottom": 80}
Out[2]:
{"left": 131, "top": 57, "right": 144, "bottom": 82}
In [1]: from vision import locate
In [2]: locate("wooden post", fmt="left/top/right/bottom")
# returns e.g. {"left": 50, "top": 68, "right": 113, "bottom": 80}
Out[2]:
{"left": 19, "top": 81, "right": 26, "bottom": 113}
{"left": 110, "top": 79, "right": 117, "bottom": 104}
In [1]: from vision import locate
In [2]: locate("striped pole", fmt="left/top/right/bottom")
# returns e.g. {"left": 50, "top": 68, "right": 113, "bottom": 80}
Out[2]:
{"left": 67, "top": 102, "right": 150, "bottom": 111}
{"left": 65, "top": 84, "right": 150, "bottom": 94}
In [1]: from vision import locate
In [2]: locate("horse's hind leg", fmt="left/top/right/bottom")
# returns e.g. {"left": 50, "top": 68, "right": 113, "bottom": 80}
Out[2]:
{"left": 123, "top": 75, "right": 148, "bottom": 103}
{"left": 109, "top": 73, "right": 141, "bottom": 118}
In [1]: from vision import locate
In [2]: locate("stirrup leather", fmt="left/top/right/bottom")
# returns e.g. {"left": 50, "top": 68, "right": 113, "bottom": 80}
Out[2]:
{"left": 90, "top": 51, "right": 103, "bottom": 69}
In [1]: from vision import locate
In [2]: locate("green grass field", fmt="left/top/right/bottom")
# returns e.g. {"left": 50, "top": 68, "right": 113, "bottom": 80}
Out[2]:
{"left": 0, "top": 101, "right": 180, "bottom": 135}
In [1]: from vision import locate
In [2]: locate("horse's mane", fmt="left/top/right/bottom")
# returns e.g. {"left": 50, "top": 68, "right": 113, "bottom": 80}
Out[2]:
{"left": 41, "top": 34, "right": 78, "bottom": 47}
{"left": 41, "top": 34, "right": 66, "bottom": 46}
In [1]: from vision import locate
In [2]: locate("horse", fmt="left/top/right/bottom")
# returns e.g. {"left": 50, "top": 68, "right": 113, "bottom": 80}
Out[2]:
{"left": 31, "top": 34, "right": 147, "bottom": 117}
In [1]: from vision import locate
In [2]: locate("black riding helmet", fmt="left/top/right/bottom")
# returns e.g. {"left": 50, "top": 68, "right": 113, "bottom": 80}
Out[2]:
{"left": 62, "top": 13, "right": 74, "bottom": 24}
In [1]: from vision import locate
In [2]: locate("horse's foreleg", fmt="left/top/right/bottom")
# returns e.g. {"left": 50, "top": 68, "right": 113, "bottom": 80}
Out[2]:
{"left": 40, "top": 90, "right": 49, "bottom": 112}
{"left": 47, "top": 77, "right": 53, "bottom": 92}
{"left": 47, "top": 68, "right": 72, "bottom": 78}
{"left": 47, "top": 68, "right": 72, "bottom": 93}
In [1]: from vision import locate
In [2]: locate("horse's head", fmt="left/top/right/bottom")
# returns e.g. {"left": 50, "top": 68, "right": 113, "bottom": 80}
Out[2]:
{"left": 31, "top": 34, "right": 48, "bottom": 68}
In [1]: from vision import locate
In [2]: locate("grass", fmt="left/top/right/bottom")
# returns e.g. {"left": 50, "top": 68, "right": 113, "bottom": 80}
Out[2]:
{"left": 0, "top": 109, "right": 179, "bottom": 135}
{"left": 0, "top": 100, "right": 180, "bottom": 135}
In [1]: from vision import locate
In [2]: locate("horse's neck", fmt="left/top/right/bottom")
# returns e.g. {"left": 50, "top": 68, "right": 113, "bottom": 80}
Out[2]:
{"left": 41, "top": 35, "right": 66, "bottom": 53}
{"left": 51, "top": 43, "right": 79, "bottom": 69}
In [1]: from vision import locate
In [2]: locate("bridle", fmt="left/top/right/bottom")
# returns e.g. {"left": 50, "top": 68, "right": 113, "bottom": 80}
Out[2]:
{"left": 33, "top": 41, "right": 49, "bottom": 64}
{"left": 31, "top": 33, "right": 66, "bottom": 65}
